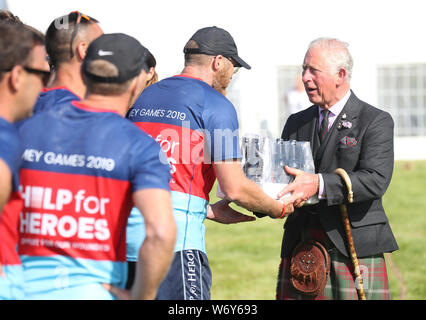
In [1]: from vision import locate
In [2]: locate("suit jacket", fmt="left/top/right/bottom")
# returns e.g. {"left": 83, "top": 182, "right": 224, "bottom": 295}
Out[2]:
{"left": 280, "top": 91, "right": 399, "bottom": 258}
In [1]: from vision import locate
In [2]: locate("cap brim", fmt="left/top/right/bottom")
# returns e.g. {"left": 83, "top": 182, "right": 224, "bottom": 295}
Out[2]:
{"left": 232, "top": 55, "right": 251, "bottom": 70}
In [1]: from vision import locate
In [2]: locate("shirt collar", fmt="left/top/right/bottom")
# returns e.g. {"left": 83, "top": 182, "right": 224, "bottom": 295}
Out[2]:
{"left": 318, "top": 89, "right": 351, "bottom": 117}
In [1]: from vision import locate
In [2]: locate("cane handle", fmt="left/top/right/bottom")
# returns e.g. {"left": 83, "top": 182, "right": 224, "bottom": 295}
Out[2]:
{"left": 334, "top": 168, "right": 353, "bottom": 203}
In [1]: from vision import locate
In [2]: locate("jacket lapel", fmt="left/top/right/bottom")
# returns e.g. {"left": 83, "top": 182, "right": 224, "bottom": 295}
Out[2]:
{"left": 295, "top": 106, "right": 321, "bottom": 160}
{"left": 315, "top": 91, "right": 361, "bottom": 171}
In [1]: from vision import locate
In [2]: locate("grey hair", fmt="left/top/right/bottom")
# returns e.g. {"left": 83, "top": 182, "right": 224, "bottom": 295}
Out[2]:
{"left": 308, "top": 37, "right": 353, "bottom": 82}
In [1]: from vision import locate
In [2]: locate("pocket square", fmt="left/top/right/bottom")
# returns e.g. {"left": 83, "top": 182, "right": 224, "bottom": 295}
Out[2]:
{"left": 339, "top": 136, "right": 358, "bottom": 148}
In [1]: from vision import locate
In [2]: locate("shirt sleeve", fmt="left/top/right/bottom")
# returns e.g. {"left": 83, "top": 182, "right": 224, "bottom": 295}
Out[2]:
{"left": 318, "top": 173, "right": 327, "bottom": 199}
{"left": 0, "top": 124, "right": 22, "bottom": 191}
{"left": 202, "top": 95, "right": 242, "bottom": 162}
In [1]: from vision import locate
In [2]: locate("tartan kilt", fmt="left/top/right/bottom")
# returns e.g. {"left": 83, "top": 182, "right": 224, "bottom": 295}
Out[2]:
{"left": 276, "top": 228, "right": 392, "bottom": 300}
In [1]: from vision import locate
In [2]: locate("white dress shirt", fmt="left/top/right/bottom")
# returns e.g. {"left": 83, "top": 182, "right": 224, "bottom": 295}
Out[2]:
{"left": 318, "top": 89, "right": 351, "bottom": 199}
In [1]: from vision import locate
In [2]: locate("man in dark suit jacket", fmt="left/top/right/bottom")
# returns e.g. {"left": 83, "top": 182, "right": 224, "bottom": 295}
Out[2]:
{"left": 276, "top": 38, "right": 398, "bottom": 300}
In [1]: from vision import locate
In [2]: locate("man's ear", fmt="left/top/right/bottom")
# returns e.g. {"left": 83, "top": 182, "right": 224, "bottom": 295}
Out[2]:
{"left": 146, "top": 67, "right": 155, "bottom": 82}
{"left": 9, "top": 65, "right": 24, "bottom": 92}
{"left": 211, "top": 55, "right": 224, "bottom": 72}
{"left": 76, "top": 41, "right": 88, "bottom": 61}
{"left": 336, "top": 68, "right": 347, "bottom": 86}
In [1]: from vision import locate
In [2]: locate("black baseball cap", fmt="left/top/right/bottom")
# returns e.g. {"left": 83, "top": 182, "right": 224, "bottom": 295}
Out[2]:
{"left": 183, "top": 26, "right": 251, "bottom": 70}
{"left": 83, "top": 33, "right": 150, "bottom": 83}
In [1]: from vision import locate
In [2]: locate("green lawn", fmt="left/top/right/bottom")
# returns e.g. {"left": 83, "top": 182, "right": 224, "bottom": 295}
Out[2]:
{"left": 382, "top": 161, "right": 426, "bottom": 299}
{"left": 205, "top": 160, "right": 426, "bottom": 300}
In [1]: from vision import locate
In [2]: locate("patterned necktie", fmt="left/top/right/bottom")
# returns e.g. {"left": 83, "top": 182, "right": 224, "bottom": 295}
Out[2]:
{"left": 319, "top": 109, "right": 330, "bottom": 143}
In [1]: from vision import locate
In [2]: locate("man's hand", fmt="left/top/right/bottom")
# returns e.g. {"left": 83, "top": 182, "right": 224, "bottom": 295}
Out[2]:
{"left": 279, "top": 195, "right": 297, "bottom": 218}
{"left": 277, "top": 166, "right": 319, "bottom": 208}
{"left": 206, "top": 200, "right": 256, "bottom": 224}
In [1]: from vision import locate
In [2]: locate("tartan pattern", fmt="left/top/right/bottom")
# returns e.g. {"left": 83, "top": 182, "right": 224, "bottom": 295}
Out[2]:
{"left": 276, "top": 228, "right": 392, "bottom": 300}
{"left": 319, "top": 109, "right": 330, "bottom": 143}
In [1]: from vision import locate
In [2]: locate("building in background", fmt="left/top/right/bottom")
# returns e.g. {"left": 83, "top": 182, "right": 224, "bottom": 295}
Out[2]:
{"left": 377, "top": 63, "right": 426, "bottom": 137}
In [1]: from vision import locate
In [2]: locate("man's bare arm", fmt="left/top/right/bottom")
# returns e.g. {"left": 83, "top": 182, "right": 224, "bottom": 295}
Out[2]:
{"left": 214, "top": 160, "right": 297, "bottom": 219}
{"left": 0, "top": 159, "right": 12, "bottom": 213}
{"left": 130, "top": 188, "right": 176, "bottom": 299}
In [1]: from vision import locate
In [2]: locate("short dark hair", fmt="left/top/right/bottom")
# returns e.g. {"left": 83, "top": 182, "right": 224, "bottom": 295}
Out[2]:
{"left": 0, "top": 10, "right": 22, "bottom": 24}
{"left": 0, "top": 21, "right": 45, "bottom": 81}
{"left": 83, "top": 60, "right": 133, "bottom": 96}
{"left": 146, "top": 50, "right": 156, "bottom": 69}
{"left": 45, "top": 12, "right": 99, "bottom": 67}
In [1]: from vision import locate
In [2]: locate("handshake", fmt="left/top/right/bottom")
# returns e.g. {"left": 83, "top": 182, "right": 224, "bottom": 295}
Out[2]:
{"left": 253, "top": 166, "right": 320, "bottom": 218}
{"left": 214, "top": 138, "right": 320, "bottom": 221}
{"left": 212, "top": 165, "right": 320, "bottom": 224}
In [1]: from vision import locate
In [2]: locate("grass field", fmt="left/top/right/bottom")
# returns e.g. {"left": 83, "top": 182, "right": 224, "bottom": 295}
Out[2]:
{"left": 205, "top": 160, "right": 426, "bottom": 300}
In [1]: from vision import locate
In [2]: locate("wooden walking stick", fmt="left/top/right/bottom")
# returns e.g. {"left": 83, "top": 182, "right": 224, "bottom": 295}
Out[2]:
{"left": 334, "top": 168, "right": 367, "bottom": 300}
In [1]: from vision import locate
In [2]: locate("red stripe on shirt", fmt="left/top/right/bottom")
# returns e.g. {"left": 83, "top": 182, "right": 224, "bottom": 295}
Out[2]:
{"left": 134, "top": 122, "right": 216, "bottom": 201}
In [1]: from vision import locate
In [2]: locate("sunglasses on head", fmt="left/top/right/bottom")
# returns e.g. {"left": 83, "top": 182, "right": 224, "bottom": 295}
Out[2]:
{"left": 69, "top": 11, "right": 92, "bottom": 58}
{"left": 1, "top": 66, "right": 51, "bottom": 87}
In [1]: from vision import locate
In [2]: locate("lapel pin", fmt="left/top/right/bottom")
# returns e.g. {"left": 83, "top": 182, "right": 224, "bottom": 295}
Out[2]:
{"left": 341, "top": 120, "right": 352, "bottom": 129}
{"left": 342, "top": 113, "right": 347, "bottom": 119}
{"left": 337, "top": 119, "right": 352, "bottom": 130}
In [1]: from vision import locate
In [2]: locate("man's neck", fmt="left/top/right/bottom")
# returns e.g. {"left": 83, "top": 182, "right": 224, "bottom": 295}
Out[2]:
{"left": 180, "top": 66, "right": 213, "bottom": 86}
{"left": 0, "top": 87, "right": 15, "bottom": 122}
{"left": 321, "top": 84, "right": 351, "bottom": 110}
{"left": 49, "top": 62, "right": 86, "bottom": 98}
{"left": 0, "top": 106, "right": 13, "bottom": 123}
{"left": 79, "top": 94, "right": 130, "bottom": 117}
